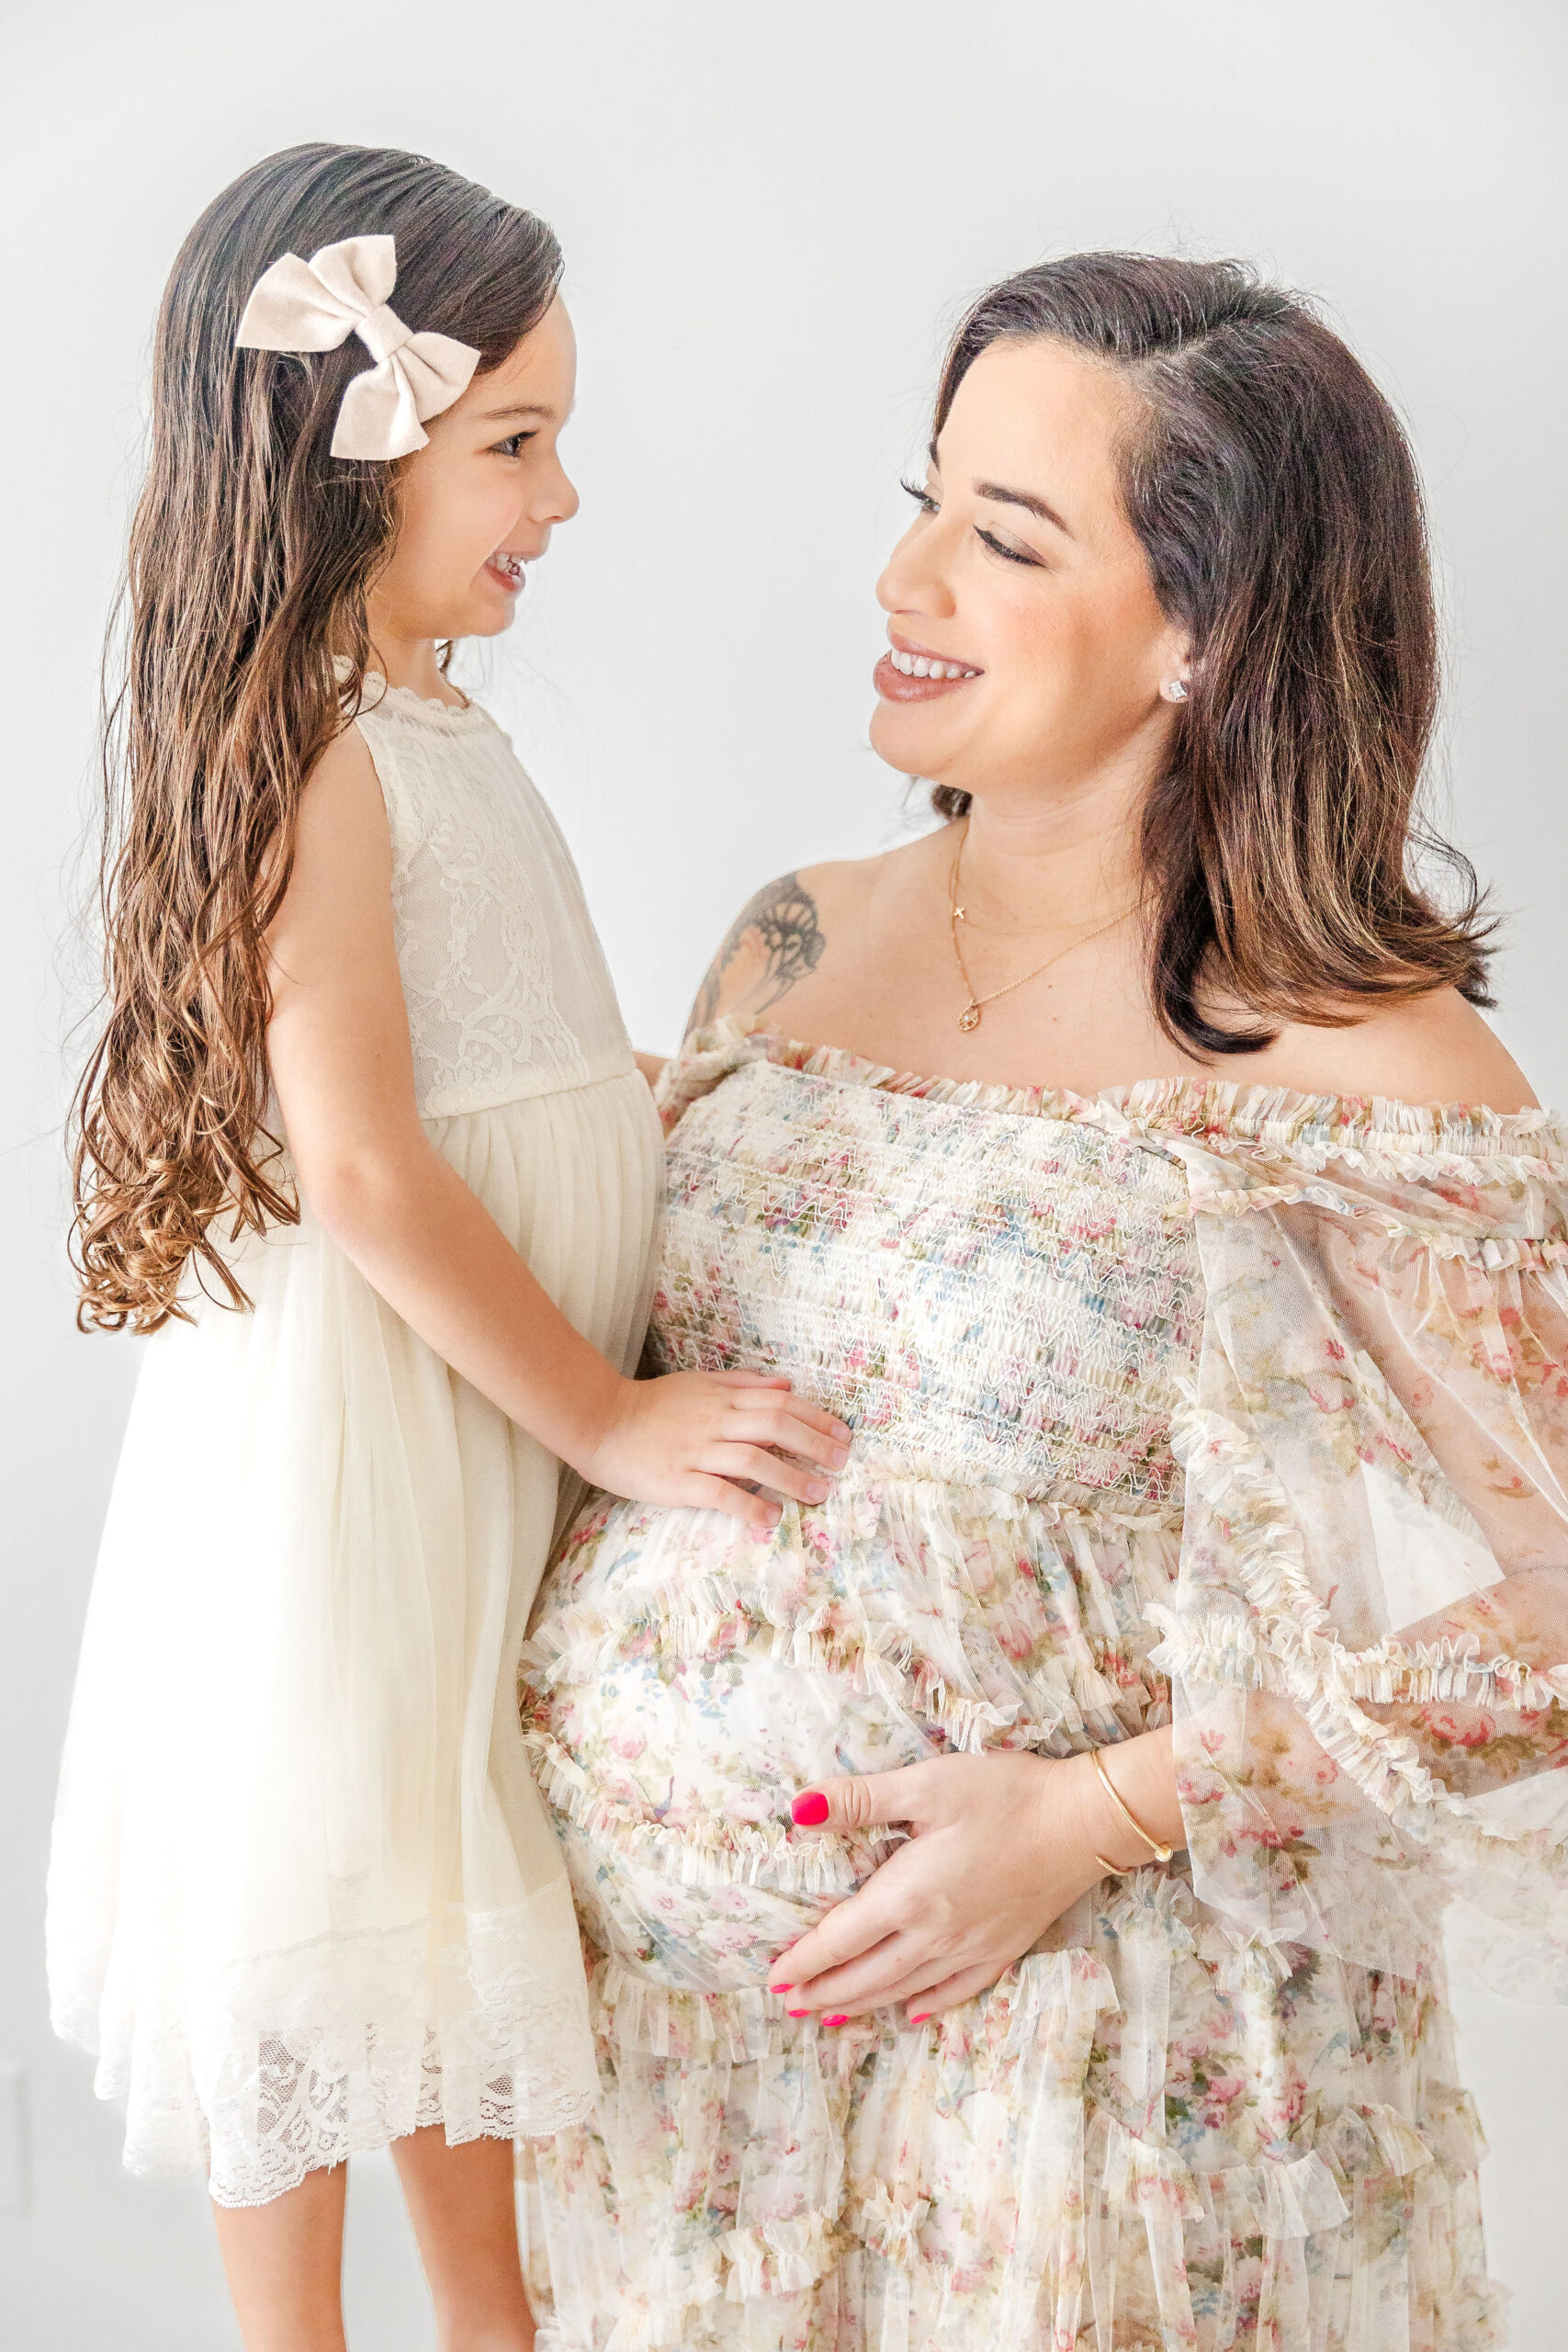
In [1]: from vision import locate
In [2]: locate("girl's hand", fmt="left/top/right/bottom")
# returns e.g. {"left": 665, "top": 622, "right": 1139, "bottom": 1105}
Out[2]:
{"left": 579, "top": 1370, "right": 852, "bottom": 1532}
{"left": 769, "top": 1732, "right": 1182, "bottom": 2023}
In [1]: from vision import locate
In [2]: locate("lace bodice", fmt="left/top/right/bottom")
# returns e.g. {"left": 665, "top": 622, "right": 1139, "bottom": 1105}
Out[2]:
{"left": 352, "top": 676, "right": 633, "bottom": 1117}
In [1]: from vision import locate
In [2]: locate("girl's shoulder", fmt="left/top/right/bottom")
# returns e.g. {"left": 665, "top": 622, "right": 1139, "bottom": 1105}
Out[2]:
{"left": 265, "top": 722, "right": 395, "bottom": 993}
{"left": 273, "top": 719, "right": 389, "bottom": 893}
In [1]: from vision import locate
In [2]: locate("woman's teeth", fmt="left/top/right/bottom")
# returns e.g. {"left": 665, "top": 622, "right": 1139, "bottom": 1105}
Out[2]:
{"left": 490, "top": 551, "right": 525, "bottom": 583}
{"left": 888, "top": 650, "right": 978, "bottom": 679}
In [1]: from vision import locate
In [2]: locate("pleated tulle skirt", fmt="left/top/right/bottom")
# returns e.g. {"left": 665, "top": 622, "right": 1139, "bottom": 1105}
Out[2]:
{"left": 47, "top": 1069, "right": 662, "bottom": 2207}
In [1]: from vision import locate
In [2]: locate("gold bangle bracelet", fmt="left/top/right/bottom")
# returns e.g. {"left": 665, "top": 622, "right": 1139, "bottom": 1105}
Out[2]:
{"left": 1090, "top": 1746, "right": 1174, "bottom": 1870}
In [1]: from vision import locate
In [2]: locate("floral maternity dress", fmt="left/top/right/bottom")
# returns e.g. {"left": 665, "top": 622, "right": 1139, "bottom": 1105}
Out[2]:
{"left": 518, "top": 1018, "right": 1568, "bottom": 2351}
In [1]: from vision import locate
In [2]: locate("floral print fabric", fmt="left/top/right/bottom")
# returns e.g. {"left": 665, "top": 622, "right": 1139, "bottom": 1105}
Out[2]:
{"left": 518, "top": 1020, "right": 1567, "bottom": 2349}
{"left": 1151, "top": 1108, "right": 1568, "bottom": 1999}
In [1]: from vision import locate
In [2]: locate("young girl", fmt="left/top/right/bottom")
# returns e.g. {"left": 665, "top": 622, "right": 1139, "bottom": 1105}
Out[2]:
{"left": 49, "top": 141, "right": 848, "bottom": 2351}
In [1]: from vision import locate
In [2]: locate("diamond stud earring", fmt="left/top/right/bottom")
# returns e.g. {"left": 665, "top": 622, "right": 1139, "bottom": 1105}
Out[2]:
{"left": 1161, "top": 679, "right": 1190, "bottom": 703}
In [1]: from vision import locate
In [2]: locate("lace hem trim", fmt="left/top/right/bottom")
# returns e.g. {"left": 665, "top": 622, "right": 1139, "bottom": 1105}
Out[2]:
{"left": 54, "top": 1894, "right": 599, "bottom": 2207}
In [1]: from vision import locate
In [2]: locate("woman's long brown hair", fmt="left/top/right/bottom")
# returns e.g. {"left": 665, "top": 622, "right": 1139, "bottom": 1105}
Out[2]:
{"left": 72, "top": 144, "right": 562, "bottom": 1333}
{"left": 931, "top": 254, "right": 1493, "bottom": 1053}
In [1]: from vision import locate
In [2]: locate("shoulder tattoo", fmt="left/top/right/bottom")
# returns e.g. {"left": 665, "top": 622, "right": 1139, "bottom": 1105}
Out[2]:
{"left": 687, "top": 871, "right": 827, "bottom": 1032}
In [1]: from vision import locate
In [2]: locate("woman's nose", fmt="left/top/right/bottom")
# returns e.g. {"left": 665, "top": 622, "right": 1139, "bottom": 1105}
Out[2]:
{"left": 876, "top": 522, "right": 957, "bottom": 622}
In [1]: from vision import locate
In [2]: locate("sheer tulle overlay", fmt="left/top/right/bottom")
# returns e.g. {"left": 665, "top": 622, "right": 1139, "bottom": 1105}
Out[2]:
{"left": 48, "top": 682, "right": 662, "bottom": 2205}
{"left": 517, "top": 1020, "right": 1568, "bottom": 2350}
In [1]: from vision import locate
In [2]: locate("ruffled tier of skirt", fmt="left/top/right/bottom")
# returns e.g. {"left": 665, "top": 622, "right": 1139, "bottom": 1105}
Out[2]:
{"left": 521, "top": 1922, "right": 1502, "bottom": 2352}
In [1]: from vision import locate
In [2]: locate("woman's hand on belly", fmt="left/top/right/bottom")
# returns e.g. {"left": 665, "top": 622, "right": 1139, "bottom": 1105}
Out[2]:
{"left": 767, "top": 1728, "right": 1183, "bottom": 2024}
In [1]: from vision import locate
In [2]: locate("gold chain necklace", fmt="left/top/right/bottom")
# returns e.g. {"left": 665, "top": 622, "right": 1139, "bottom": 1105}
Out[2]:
{"left": 948, "top": 834, "right": 1138, "bottom": 1033}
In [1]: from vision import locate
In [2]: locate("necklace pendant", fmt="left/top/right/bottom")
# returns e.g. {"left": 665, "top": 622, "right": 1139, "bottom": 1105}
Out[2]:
{"left": 957, "top": 1001, "right": 982, "bottom": 1034}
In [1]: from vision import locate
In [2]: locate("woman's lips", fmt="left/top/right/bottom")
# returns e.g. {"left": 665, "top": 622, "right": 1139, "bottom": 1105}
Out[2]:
{"left": 873, "top": 651, "right": 981, "bottom": 703}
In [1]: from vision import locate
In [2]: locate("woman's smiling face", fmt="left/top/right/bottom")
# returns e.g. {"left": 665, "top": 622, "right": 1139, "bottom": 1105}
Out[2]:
{"left": 870, "top": 337, "right": 1189, "bottom": 801}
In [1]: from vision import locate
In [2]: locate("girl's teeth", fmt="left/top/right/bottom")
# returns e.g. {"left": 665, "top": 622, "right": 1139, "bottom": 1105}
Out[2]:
{"left": 888, "top": 649, "right": 978, "bottom": 679}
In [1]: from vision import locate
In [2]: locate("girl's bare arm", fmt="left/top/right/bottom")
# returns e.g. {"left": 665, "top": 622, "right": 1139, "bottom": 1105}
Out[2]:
{"left": 265, "top": 728, "right": 848, "bottom": 1525}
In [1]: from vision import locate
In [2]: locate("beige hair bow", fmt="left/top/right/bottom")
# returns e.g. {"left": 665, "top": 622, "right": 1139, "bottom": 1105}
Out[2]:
{"left": 235, "top": 233, "right": 480, "bottom": 460}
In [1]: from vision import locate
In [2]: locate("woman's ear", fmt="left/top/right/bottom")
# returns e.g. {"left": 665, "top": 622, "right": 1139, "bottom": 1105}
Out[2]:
{"left": 1154, "top": 627, "right": 1193, "bottom": 706}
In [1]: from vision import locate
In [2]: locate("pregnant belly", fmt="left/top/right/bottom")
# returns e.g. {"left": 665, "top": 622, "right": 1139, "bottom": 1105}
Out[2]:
{"left": 521, "top": 1478, "right": 1179, "bottom": 1995}
{"left": 522, "top": 1522, "right": 927, "bottom": 1993}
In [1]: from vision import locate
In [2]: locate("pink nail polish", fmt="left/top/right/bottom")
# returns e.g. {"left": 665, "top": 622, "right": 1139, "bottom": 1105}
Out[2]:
{"left": 787, "top": 2007, "right": 809, "bottom": 2018}
{"left": 908, "top": 2011, "right": 931, "bottom": 2025}
{"left": 792, "top": 1791, "right": 829, "bottom": 1826}
{"left": 771, "top": 1983, "right": 794, "bottom": 1994}
{"left": 823, "top": 2012, "right": 849, "bottom": 2027}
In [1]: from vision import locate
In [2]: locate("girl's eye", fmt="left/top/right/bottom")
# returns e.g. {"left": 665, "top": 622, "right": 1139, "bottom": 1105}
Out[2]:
{"left": 900, "top": 476, "right": 938, "bottom": 514}
{"left": 492, "top": 431, "right": 536, "bottom": 458}
{"left": 976, "top": 527, "right": 1041, "bottom": 569}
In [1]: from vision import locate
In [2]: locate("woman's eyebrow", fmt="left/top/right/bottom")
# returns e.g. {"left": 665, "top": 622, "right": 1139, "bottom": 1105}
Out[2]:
{"left": 973, "top": 479, "right": 1075, "bottom": 538}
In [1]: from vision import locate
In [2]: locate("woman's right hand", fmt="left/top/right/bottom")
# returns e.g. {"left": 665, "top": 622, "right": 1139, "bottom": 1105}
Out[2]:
{"left": 579, "top": 1370, "right": 852, "bottom": 1532}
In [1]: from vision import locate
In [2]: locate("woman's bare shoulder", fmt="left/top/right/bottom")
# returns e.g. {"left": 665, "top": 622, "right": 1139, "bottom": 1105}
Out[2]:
{"left": 682, "top": 842, "right": 918, "bottom": 1035}
{"left": 1256, "top": 989, "right": 1539, "bottom": 1114}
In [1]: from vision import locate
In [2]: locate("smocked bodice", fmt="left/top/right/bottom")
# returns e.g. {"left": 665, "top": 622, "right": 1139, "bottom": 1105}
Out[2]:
{"left": 351, "top": 676, "right": 633, "bottom": 1117}
{"left": 650, "top": 1048, "right": 1202, "bottom": 1505}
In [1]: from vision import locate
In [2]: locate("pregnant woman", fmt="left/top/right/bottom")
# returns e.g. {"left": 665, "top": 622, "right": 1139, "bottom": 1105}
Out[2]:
{"left": 520, "top": 255, "right": 1568, "bottom": 2350}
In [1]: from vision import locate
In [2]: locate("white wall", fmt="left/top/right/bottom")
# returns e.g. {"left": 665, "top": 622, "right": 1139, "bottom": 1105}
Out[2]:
{"left": 4, "top": 2, "right": 1566, "bottom": 2343}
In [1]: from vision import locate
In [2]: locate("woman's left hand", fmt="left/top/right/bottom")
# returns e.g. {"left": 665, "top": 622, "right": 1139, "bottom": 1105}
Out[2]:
{"left": 769, "top": 1730, "right": 1181, "bottom": 2025}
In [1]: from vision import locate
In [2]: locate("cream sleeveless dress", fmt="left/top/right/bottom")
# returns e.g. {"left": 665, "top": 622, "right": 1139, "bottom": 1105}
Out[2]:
{"left": 48, "top": 675, "right": 663, "bottom": 2208}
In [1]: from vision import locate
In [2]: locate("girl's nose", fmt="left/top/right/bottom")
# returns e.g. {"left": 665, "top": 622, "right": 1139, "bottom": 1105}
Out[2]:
{"left": 536, "top": 459, "right": 580, "bottom": 528}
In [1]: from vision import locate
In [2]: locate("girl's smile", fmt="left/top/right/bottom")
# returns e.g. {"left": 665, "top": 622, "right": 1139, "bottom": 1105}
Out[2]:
{"left": 483, "top": 547, "right": 528, "bottom": 595}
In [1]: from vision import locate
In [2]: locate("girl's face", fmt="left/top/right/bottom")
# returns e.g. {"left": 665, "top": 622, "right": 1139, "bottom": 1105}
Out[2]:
{"left": 370, "top": 295, "right": 580, "bottom": 646}
{"left": 870, "top": 337, "right": 1189, "bottom": 803}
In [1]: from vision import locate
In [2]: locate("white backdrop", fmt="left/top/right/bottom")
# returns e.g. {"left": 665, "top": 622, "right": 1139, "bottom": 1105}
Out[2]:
{"left": 4, "top": 3, "right": 1567, "bottom": 2344}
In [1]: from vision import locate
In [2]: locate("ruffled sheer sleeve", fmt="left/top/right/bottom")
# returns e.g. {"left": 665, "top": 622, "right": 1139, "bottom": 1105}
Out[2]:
{"left": 1146, "top": 1094, "right": 1568, "bottom": 1996}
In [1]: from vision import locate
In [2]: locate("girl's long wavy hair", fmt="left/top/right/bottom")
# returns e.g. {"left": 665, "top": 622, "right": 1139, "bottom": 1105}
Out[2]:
{"left": 930, "top": 253, "right": 1494, "bottom": 1053}
{"left": 72, "top": 143, "right": 562, "bottom": 1333}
